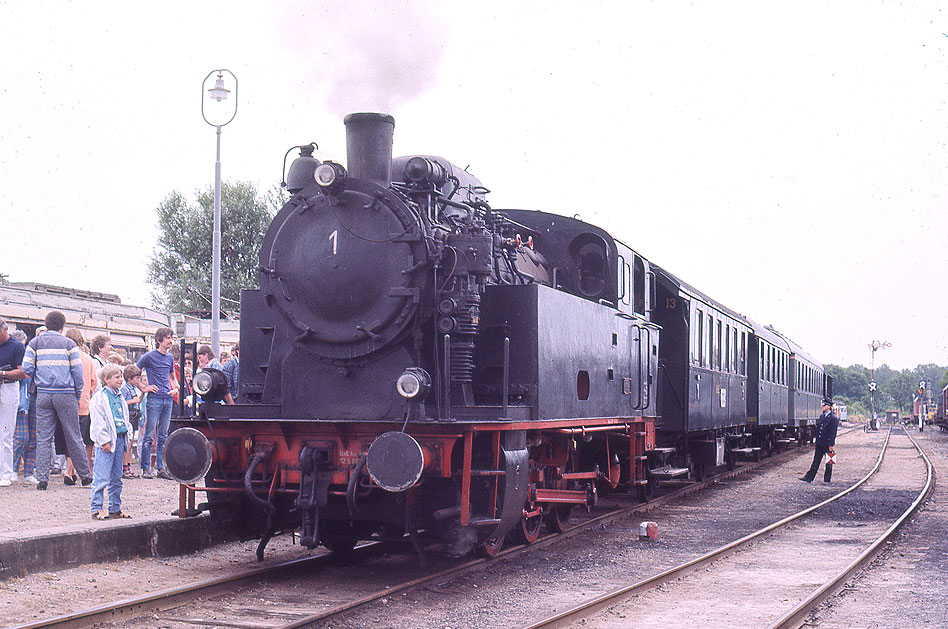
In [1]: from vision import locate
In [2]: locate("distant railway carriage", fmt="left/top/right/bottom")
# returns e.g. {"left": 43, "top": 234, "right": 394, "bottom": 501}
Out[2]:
{"left": 651, "top": 269, "right": 829, "bottom": 477}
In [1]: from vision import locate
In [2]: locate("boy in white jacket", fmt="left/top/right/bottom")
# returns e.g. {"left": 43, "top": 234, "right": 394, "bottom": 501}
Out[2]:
{"left": 90, "top": 364, "right": 132, "bottom": 520}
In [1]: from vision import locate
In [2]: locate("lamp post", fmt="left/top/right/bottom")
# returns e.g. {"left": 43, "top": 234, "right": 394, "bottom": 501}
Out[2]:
{"left": 201, "top": 69, "right": 238, "bottom": 357}
{"left": 867, "top": 339, "right": 890, "bottom": 425}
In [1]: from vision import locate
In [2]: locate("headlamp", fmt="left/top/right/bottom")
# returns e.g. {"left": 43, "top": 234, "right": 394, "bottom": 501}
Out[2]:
{"left": 192, "top": 367, "right": 229, "bottom": 402}
{"left": 314, "top": 161, "right": 347, "bottom": 192}
{"left": 396, "top": 367, "right": 431, "bottom": 400}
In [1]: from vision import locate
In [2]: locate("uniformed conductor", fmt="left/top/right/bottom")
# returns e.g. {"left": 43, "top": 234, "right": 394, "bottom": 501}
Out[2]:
{"left": 800, "top": 398, "right": 839, "bottom": 483}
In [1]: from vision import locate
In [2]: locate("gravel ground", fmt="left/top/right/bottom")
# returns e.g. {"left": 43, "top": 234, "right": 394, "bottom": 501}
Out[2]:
{"left": 4, "top": 424, "right": 945, "bottom": 629}
{"left": 804, "top": 426, "right": 948, "bottom": 629}
{"left": 572, "top": 428, "right": 927, "bottom": 628}
{"left": 324, "top": 425, "right": 899, "bottom": 628}
{"left": 0, "top": 466, "right": 183, "bottom": 537}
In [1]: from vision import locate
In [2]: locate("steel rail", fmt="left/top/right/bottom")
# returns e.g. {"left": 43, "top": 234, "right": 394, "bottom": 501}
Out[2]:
{"left": 11, "top": 432, "right": 834, "bottom": 629}
{"left": 9, "top": 545, "right": 384, "bottom": 629}
{"left": 523, "top": 428, "right": 899, "bottom": 629}
{"left": 274, "top": 441, "right": 808, "bottom": 628}
{"left": 767, "top": 426, "right": 934, "bottom": 628}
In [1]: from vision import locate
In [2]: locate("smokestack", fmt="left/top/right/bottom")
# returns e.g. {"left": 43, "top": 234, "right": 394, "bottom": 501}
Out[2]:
{"left": 344, "top": 112, "right": 395, "bottom": 188}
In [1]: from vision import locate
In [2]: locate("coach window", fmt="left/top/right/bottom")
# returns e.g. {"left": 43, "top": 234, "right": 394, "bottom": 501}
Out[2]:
{"left": 617, "top": 255, "right": 630, "bottom": 306}
{"left": 696, "top": 308, "right": 704, "bottom": 366}
{"left": 710, "top": 318, "right": 716, "bottom": 371}
{"left": 733, "top": 327, "right": 738, "bottom": 373}
{"left": 690, "top": 307, "right": 696, "bottom": 364}
{"left": 724, "top": 325, "right": 730, "bottom": 372}
{"left": 762, "top": 343, "right": 768, "bottom": 381}
{"left": 633, "top": 256, "right": 646, "bottom": 315}
{"left": 716, "top": 320, "right": 723, "bottom": 371}
{"left": 760, "top": 344, "right": 765, "bottom": 381}
{"left": 741, "top": 332, "right": 747, "bottom": 376}
{"left": 708, "top": 314, "right": 714, "bottom": 370}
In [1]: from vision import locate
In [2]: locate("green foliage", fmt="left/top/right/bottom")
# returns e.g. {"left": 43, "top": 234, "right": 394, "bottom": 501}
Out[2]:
{"left": 147, "top": 181, "right": 287, "bottom": 313}
{"left": 826, "top": 362, "right": 946, "bottom": 418}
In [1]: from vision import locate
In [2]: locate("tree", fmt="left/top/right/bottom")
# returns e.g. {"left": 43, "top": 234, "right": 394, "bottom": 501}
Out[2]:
{"left": 147, "top": 181, "right": 287, "bottom": 313}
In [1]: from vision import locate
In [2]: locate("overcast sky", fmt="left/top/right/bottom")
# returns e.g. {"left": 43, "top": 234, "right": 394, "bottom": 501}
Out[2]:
{"left": 1, "top": 1, "right": 945, "bottom": 370}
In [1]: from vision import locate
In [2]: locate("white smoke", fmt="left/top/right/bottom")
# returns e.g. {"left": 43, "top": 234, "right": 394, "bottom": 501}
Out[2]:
{"left": 278, "top": 1, "right": 447, "bottom": 117}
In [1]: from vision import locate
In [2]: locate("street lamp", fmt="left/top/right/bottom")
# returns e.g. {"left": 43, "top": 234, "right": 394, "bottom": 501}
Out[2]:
{"left": 201, "top": 69, "right": 238, "bottom": 357}
{"left": 867, "top": 339, "right": 891, "bottom": 425}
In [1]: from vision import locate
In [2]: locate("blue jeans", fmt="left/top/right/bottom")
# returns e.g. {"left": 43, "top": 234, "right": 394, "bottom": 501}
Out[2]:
{"left": 91, "top": 433, "right": 126, "bottom": 514}
{"left": 142, "top": 396, "right": 172, "bottom": 472}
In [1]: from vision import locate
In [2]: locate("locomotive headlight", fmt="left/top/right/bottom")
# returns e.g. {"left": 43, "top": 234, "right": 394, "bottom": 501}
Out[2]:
{"left": 314, "top": 161, "right": 347, "bottom": 192}
{"left": 192, "top": 368, "right": 229, "bottom": 403}
{"left": 192, "top": 372, "right": 213, "bottom": 396}
{"left": 396, "top": 367, "right": 431, "bottom": 400}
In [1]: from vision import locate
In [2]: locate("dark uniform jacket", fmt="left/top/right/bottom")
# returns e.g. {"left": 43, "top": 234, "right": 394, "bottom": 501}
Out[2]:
{"left": 814, "top": 411, "right": 839, "bottom": 446}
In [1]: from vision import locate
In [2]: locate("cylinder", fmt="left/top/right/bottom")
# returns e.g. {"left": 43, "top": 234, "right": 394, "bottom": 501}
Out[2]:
{"left": 344, "top": 112, "right": 395, "bottom": 188}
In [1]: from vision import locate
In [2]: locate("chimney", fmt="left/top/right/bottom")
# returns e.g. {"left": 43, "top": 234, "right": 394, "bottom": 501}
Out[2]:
{"left": 344, "top": 112, "right": 395, "bottom": 188}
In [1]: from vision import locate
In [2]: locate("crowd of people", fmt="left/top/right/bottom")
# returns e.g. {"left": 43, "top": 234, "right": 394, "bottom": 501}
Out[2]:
{"left": 0, "top": 311, "right": 239, "bottom": 521}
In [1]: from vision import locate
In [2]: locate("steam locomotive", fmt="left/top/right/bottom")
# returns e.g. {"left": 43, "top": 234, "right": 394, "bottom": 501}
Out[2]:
{"left": 166, "top": 113, "right": 831, "bottom": 559}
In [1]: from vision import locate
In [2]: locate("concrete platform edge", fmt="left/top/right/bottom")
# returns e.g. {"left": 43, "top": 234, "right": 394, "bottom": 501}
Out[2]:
{"left": 0, "top": 515, "right": 235, "bottom": 581}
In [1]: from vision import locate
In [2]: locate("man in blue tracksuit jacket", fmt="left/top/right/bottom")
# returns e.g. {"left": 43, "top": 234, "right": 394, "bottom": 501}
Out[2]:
{"left": 22, "top": 311, "right": 92, "bottom": 490}
{"left": 800, "top": 398, "right": 839, "bottom": 484}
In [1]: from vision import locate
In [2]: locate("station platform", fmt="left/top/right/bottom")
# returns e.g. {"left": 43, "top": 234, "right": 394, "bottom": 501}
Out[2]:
{"left": 0, "top": 472, "right": 230, "bottom": 580}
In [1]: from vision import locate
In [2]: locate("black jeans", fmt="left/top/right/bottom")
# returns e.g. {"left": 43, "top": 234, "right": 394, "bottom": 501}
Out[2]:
{"left": 803, "top": 444, "right": 832, "bottom": 482}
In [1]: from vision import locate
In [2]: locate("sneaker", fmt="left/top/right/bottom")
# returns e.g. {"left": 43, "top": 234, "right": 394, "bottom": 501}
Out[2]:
{"left": 156, "top": 469, "right": 175, "bottom": 481}
{"left": 142, "top": 468, "right": 155, "bottom": 479}
{"left": 81, "top": 476, "right": 93, "bottom": 487}
{"left": 63, "top": 474, "right": 77, "bottom": 486}
{"left": 37, "top": 481, "right": 48, "bottom": 491}
{"left": 799, "top": 477, "right": 812, "bottom": 483}
{"left": 50, "top": 467, "right": 62, "bottom": 475}
{"left": 0, "top": 480, "right": 11, "bottom": 487}
{"left": 23, "top": 475, "right": 39, "bottom": 485}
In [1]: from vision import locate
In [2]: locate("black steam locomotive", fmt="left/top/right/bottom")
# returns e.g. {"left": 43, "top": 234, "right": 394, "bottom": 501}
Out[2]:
{"left": 166, "top": 113, "right": 830, "bottom": 559}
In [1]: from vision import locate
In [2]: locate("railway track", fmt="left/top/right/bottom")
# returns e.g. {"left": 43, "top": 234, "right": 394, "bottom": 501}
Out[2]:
{"left": 13, "top": 440, "right": 808, "bottom": 628}
{"left": 523, "top": 426, "right": 933, "bottom": 628}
